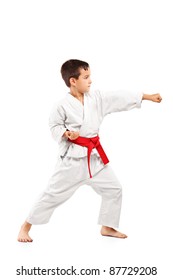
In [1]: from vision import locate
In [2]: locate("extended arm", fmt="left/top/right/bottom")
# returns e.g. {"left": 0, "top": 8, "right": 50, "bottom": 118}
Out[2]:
{"left": 95, "top": 90, "right": 162, "bottom": 117}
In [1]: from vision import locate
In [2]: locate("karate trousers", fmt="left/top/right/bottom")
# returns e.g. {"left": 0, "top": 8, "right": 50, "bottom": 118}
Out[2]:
{"left": 27, "top": 154, "right": 122, "bottom": 229}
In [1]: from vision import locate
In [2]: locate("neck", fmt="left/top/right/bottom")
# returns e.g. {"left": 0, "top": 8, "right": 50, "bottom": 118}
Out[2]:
{"left": 70, "top": 88, "right": 84, "bottom": 98}
{"left": 70, "top": 88, "right": 84, "bottom": 104}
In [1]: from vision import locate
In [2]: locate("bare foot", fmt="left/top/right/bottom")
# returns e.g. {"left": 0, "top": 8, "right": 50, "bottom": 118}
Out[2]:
{"left": 101, "top": 226, "right": 127, "bottom": 239}
{"left": 17, "top": 221, "right": 33, "bottom": 242}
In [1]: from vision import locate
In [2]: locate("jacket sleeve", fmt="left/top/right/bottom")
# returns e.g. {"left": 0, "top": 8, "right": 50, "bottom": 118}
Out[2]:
{"left": 49, "top": 103, "right": 67, "bottom": 143}
{"left": 94, "top": 90, "right": 143, "bottom": 117}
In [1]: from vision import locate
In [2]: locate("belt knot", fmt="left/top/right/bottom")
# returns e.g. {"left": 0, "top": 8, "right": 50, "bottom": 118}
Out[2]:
{"left": 68, "top": 135, "right": 109, "bottom": 178}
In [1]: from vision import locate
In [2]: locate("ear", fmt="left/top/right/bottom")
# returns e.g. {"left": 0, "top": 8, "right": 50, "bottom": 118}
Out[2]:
{"left": 69, "top": 77, "right": 76, "bottom": 86}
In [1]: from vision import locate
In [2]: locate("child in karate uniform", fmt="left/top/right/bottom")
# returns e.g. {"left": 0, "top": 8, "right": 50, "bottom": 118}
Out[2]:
{"left": 18, "top": 59, "right": 162, "bottom": 242}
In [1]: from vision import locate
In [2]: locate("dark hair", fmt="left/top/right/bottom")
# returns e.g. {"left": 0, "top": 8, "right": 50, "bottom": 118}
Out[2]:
{"left": 61, "top": 59, "right": 89, "bottom": 87}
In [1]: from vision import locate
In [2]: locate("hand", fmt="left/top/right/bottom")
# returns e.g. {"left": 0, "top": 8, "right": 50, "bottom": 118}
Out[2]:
{"left": 142, "top": 93, "right": 162, "bottom": 103}
{"left": 64, "top": 130, "right": 79, "bottom": 140}
{"left": 150, "top": 93, "right": 162, "bottom": 103}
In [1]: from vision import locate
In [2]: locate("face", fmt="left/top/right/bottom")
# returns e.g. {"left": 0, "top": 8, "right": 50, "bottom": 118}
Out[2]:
{"left": 70, "top": 67, "right": 92, "bottom": 93}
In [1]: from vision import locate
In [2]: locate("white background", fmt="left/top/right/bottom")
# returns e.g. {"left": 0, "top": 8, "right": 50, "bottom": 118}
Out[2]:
{"left": 0, "top": 0, "right": 173, "bottom": 279}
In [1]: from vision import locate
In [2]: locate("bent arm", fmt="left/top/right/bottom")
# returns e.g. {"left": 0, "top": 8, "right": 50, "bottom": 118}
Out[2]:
{"left": 49, "top": 104, "right": 67, "bottom": 143}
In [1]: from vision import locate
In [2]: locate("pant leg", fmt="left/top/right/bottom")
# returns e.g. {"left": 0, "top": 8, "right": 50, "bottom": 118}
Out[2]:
{"left": 86, "top": 162, "right": 122, "bottom": 229}
{"left": 26, "top": 156, "right": 88, "bottom": 225}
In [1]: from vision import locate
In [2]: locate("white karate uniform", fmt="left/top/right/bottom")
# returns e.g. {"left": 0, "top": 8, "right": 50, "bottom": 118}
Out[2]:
{"left": 27, "top": 90, "right": 143, "bottom": 228}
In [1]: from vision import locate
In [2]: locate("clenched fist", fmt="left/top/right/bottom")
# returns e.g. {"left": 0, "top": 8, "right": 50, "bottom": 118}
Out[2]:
{"left": 150, "top": 93, "right": 162, "bottom": 103}
{"left": 142, "top": 93, "right": 162, "bottom": 103}
{"left": 63, "top": 130, "right": 79, "bottom": 140}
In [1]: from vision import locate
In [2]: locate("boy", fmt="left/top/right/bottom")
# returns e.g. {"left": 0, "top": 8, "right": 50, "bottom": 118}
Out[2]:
{"left": 18, "top": 59, "right": 162, "bottom": 242}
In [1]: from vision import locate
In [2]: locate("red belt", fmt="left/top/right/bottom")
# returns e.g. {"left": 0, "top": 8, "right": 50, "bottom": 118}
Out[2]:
{"left": 68, "top": 135, "right": 109, "bottom": 178}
